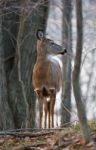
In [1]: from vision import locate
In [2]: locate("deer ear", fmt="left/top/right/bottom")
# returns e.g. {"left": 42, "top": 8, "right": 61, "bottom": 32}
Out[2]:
{"left": 36, "top": 29, "right": 44, "bottom": 40}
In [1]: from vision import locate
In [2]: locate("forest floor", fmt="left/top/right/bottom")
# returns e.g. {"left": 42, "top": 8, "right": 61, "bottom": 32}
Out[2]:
{"left": 0, "top": 121, "right": 96, "bottom": 150}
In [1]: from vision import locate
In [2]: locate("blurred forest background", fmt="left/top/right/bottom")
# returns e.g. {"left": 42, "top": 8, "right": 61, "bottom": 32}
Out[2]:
{"left": 0, "top": 0, "right": 96, "bottom": 142}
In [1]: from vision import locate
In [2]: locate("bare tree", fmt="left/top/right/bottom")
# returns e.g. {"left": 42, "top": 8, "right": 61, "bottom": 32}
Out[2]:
{"left": 61, "top": 0, "right": 72, "bottom": 124}
{"left": 15, "top": 0, "right": 49, "bottom": 128}
{"left": 72, "top": 0, "right": 91, "bottom": 143}
{"left": 0, "top": 12, "right": 14, "bottom": 129}
{"left": 1, "top": 0, "right": 49, "bottom": 129}
{"left": 2, "top": 0, "right": 27, "bottom": 129}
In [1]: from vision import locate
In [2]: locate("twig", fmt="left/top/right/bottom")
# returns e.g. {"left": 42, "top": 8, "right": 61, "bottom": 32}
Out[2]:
{"left": 4, "top": 54, "right": 15, "bottom": 62}
{"left": 20, "top": 143, "right": 50, "bottom": 150}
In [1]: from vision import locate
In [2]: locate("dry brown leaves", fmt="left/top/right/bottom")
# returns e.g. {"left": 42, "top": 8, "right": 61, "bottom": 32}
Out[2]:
{"left": 0, "top": 130, "right": 96, "bottom": 150}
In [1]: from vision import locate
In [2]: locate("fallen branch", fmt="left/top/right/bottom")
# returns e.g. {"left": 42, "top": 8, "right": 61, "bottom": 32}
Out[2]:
{"left": 0, "top": 130, "right": 54, "bottom": 138}
{"left": 0, "top": 120, "right": 79, "bottom": 137}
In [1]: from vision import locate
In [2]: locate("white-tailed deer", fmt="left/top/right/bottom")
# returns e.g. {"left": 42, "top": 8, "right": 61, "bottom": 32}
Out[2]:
{"left": 32, "top": 29, "right": 67, "bottom": 128}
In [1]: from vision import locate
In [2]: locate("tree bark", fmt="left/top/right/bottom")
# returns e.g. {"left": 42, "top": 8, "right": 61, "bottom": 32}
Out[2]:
{"left": 61, "top": 0, "right": 72, "bottom": 124}
{"left": 11, "top": 0, "right": 49, "bottom": 128}
{"left": 18, "top": 0, "right": 49, "bottom": 128}
{"left": 1, "top": 0, "right": 49, "bottom": 129}
{"left": 2, "top": 0, "right": 27, "bottom": 128}
{"left": 72, "top": 0, "right": 91, "bottom": 143}
{"left": 0, "top": 12, "right": 14, "bottom": 130}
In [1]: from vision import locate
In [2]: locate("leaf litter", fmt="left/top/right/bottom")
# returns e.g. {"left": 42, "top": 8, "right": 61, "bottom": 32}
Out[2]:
{"left": 0, "top": 124, "right": 96, "bottom": 150}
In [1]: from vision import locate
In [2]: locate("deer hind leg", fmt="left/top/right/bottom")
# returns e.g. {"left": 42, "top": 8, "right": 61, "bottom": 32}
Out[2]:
{"left": 38, "top": 99, "right": 43, "bottom": 128}
{"left": 50, "top": 89, "right": 56, "bottom": 128}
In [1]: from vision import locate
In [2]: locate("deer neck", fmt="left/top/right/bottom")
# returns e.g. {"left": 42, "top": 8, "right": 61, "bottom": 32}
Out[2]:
{"left": 36, "top": 48, "right": 48, "bottom": 62}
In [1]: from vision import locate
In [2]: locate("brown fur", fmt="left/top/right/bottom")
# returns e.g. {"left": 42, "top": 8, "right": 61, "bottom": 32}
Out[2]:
{"left": 32, "top": 37, "right": 64, "bottom": 128}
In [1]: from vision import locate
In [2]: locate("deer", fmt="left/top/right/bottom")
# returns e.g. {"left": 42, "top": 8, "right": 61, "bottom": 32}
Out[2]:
{"left": 32, "top": 29, "right": 67, "bottom": 128}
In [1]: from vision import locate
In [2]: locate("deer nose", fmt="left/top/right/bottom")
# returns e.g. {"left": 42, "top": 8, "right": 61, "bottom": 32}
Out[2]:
{"left": 64, "top": 48, "right": 67, "bottom": 53}
{"left": 60, "top": 48, "right": 67, "bottom": 55}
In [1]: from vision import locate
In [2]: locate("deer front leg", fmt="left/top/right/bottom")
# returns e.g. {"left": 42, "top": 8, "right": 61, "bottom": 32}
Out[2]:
{"left": 44, "top": 99, "right": 51, "bottom": 128}
{"left": 36, "top": 90, "right": 43, "bottom": 128}
{"left": 38, "top": 99, "right": 43, "bottom": 128}
{"left": 50, "top": 98, "right": 55, "bottom": 128}
{"left": 44, "top": 100, "right": 47, "bottom": 128}
{"left": 47, "top": 101, "right": 50, "bottom": 128}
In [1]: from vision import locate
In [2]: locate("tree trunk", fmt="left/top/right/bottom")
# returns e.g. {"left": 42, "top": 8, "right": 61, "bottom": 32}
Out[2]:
{"left": 61, "top": 0, "right": 72, "bottom": 124}
{"left": 1, "top": 0, "right": 49, "bottom": 129}
{"left": 0, "top": 12, "right": 14, "bottom": 130}
{"left": 16, "top": 0, "right": 49, "bottom": 128}
{"left": 2, "top": 0, "right": 27, "bottom": 128}
{"left": 72, "top": 0, "right": 91, "bottom": 143}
